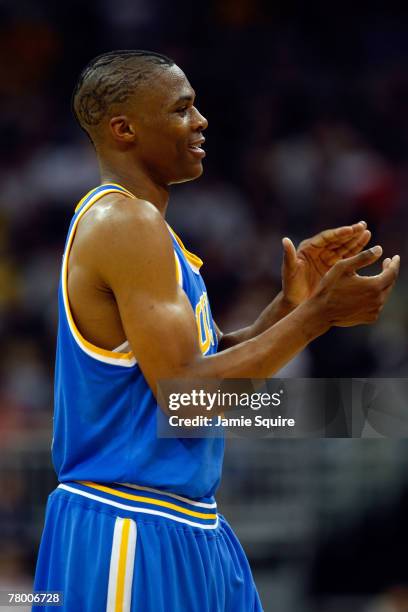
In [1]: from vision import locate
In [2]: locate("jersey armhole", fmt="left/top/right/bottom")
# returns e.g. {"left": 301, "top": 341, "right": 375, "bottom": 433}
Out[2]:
{"left": 62, "top": 187, "right": 137, "bottom": 368}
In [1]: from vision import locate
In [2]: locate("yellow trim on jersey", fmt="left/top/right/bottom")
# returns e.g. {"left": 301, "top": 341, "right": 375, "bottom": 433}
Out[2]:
{"left": 68, "top": 185, "right": 198, "bottom": 360}
{"left": 174, "top": 253, "right": 181, "bottom": 286}
{"left": 80, "top": 481, "right": 217, "bottom": 520}
{"left": 195, "top": 297, "right": 210, "bottom": 353}
{"left": 195, "top": 292, "right": 214, "bottom": 354}
{"left": 115, "top": 519, "right": 130, "bottom": 612}
{"left": 167, "top": 226, "right": 203, "bottom": 270}
{"left": 74, "top": 183, "right": 136, "bottom": 212}
{"left": 63, "top": 187, "right": 136, "bottom": 362}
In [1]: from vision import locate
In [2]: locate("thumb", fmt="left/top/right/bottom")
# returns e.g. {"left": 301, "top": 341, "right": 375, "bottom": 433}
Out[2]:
{"left": 282, "top": 237, "right": 297, "bottom": 274}
{"left": 339, "top": 245, "right": 383, "bottom": 273}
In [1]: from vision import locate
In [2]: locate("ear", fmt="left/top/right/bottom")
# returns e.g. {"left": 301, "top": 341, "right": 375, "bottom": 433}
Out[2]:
{"left": 109, "top": 115, "right": 136, "bottom": 143}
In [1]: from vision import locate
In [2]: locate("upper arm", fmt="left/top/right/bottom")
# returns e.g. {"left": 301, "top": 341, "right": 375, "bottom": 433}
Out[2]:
{"left": 92, "top": 198, "right": 203, "bottom": 393}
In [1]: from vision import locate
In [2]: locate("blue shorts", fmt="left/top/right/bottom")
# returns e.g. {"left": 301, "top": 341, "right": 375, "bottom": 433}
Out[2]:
{"left": 33, "top": 482, "right": 263, "bottom": 611}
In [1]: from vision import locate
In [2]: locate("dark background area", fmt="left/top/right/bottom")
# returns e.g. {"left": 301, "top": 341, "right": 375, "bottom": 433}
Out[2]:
{"left": 1, "top": 2, "right": 408, "bottom": 610}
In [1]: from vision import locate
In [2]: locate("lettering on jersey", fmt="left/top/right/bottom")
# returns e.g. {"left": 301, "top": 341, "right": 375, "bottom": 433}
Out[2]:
{"left": 195, "top": 292, "right": 215, "bottom": 354}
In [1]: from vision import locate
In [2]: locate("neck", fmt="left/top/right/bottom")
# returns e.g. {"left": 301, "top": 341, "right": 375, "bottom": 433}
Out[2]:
{"left": 99, "top": 159, "right": 170, "bottom": 216}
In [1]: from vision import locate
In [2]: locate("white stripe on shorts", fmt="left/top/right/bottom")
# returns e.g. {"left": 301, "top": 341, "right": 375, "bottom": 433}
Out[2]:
{"left": 106, "top": 517, "right": 137, "bottom": 612}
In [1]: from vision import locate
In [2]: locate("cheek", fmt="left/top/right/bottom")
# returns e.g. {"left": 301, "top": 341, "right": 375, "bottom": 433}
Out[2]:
{"left": 139, "top": 116, "right": 188, "bottom": 160}
{"left": 166, "top": 118, "right": 189, "bottom": 151}
{"left": 142, "top": 130, "right": 177, "bottom": 159}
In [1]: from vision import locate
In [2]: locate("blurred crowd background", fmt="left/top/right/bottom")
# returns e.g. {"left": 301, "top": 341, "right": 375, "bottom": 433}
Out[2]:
{"left": 2, "top": 1, "right": 408, "bottom": 610}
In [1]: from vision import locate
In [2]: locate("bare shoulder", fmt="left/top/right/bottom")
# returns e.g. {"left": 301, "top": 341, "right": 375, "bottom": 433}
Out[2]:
{"left": 74, "top": 192, "right": 176, "bottom": 289}
{"left": 75, "top": 193, "right": 171, "bottom": 257}
{"left": 79, "top": 193, "right": 166, "bottom": 243}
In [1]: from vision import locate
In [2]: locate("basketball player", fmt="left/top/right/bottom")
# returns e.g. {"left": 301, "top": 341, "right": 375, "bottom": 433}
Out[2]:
{"left": 33, "top": 51, "right": 399, "bottom": 611}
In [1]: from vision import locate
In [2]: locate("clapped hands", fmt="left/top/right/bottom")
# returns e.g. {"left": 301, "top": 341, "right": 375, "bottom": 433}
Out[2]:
{"left": 281, "top": 222, "right": 400, "bottom": 328}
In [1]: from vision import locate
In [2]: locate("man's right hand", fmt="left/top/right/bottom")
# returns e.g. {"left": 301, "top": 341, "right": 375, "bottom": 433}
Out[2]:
{"left": 310, "top": 246, "right": 400, "bottom": 328}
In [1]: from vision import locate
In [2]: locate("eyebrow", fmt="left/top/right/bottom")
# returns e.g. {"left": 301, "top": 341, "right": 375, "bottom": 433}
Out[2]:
{"left": 173, "top": 93, "right": 195, "bottom": 106}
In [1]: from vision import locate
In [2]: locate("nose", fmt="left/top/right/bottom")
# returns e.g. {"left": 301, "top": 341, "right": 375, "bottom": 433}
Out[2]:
{"left": 193, "top": 107, "right": 208, "bottom": 131}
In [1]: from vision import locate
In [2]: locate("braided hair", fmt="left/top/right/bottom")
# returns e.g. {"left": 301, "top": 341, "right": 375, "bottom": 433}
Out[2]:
{"left": 72, "top": 50, "right": 174, "bottom": 137}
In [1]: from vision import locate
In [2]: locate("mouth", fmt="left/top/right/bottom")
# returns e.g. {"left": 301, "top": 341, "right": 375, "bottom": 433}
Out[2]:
{"left": 187, "top": 137, "right": 206, "bottom": 159}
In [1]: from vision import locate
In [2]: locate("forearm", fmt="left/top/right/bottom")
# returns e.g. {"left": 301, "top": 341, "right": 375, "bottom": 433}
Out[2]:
{"left": 163, "top": 300, "right": 326, "bottom": 418}
{"left": 218, "top": 291, "right": 297, "bottom": 350}
{"left": 189, "top": 299, "right": 325, "bottom": 380}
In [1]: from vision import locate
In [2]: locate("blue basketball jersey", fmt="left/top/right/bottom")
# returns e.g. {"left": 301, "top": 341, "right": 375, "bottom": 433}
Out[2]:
{"left": 52, "top": 183, "right": 224, "bottom": 500}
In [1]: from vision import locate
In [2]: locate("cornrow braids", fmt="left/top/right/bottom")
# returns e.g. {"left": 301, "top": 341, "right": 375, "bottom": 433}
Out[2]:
{"left": 72, "top": 50, "right": 174, "bottom": 133}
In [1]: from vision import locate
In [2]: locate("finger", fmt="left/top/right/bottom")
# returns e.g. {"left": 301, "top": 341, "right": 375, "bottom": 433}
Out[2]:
{"left": 307, "top": 226, "right": 355, "bottom": 248}
{"left": 379, "top": 274, "right": 398, "bottom": 298}
{"left": 352, "top": 220, "right": 367, "bottom": 230}
{"left": 348, "top": 220, "right": 367, "bottom": 234}
{"left": 282, "top": 237, "right": 297, "bottom": 273}
{"left": 338, "top": 245, "right": 383, "bottom": 273}
{"left": 374, "top": 255, "right": 400, "bottom": 289}
{"left": 306, "top": 222, "right": 368, "bottom": 250}
{"left": 321, "top": 230, "right": 371, "bottom": 265}
{"left": 386, "top": 255, "right": 400, "bottom": 280}
{"left": 380, "top": 255, "right": 400, "bottom": 277}
{"left": 334, "top": 229, "right": 371, "bottom": 258}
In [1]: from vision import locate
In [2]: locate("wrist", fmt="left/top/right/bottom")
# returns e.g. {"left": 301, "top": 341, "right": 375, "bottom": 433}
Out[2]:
{"left": 279, "top": 291, "right": 299, "bottom": 313}
{"left": 293, "top": 298, "right": 331, "bottom": 341}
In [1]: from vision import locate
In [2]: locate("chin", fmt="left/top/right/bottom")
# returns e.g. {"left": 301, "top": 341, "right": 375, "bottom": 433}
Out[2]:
{"left": 169, "top": 163, "right": 204, "bottom": 185}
